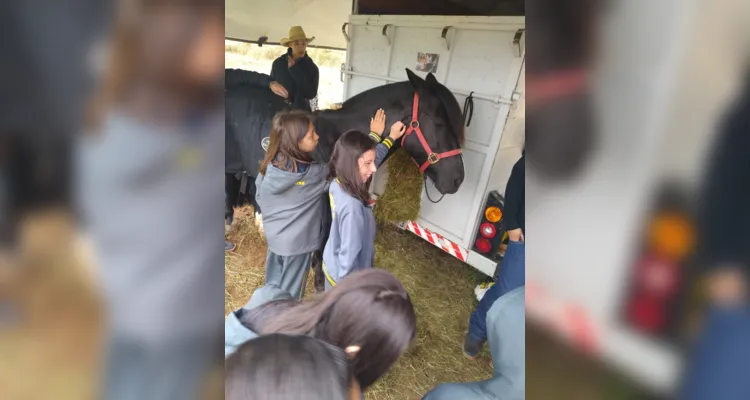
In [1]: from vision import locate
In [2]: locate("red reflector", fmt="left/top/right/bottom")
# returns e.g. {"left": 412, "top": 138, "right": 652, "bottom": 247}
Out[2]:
{"left": 635, "top": 255, "right": 679, "bottom": 297}
{"left": 480, "top": 223, "right": 497, "bottom": 238}
{"left": 475, "top": 237, "right": 492, "bottom": 253}
{"left": 626, "top": 295, "right": 665, "bottom": 333}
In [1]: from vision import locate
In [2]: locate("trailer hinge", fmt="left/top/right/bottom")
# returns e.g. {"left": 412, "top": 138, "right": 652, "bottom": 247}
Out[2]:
{"left": 441, "top": 26, "right": 453, "bottom": 51}
{"left": 512, "top": 29, "right": 525, "bottom": 58}
{"left": 342, "top": 23, "right": 350, "bottom": 44}
{"left": 382, "top": 24, "right": 393, "bottom": 47}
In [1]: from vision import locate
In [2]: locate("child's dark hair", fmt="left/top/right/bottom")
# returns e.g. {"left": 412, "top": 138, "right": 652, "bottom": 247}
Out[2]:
{"left": 225, "top": 334, "right": 352, "bottom": 400}
{"left": 329, "top": 130, "right": 376, "bottom": 204}
{"left": 259, "top": 109, "right": 314, "bottom": 174}
{"left": 257, "top": 269, "right": 416, "bottom": 389}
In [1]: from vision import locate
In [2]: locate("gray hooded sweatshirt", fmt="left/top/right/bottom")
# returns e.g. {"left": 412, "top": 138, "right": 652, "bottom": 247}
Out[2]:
{"left": 321, "top": 141, "right": 390, "bottom": 284}
{"left": 76, "top": 111, "right": 224, "bottom": 344}
{"left": 224, "top": 284, "right": 293, "bottom": 357}
{"left": 255, "top": 162, "right": 329, "bottom": 256}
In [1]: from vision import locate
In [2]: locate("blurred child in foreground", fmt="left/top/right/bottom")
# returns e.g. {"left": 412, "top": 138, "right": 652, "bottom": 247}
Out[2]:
{"left": 77, "top": 2, "right": 225, "bottom": 399}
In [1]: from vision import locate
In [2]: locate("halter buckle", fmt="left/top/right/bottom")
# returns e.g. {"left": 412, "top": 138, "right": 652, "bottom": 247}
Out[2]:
{"left": 410, "top": 120, "right": 420, "bottom": 128}
{"left": 427, "top": 152, "right": 440, "bottom": 164}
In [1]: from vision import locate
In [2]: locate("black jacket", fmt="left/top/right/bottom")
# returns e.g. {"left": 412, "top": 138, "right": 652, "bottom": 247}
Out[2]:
{"left": 504, "top": 154, "right": 525, "bottom": 233}
{"left": 270, "top": 49, "right": 319, "bottom": 111}
{"left": 696, "top": 77, "right": 750, "bottom": 275}
{"left": 224, "top": 69, "right": 287, "bottom": 176}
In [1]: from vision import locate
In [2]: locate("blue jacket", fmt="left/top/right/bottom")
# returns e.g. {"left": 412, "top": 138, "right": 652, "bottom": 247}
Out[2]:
{"left": 321, "top": 140, "right": 390, "bottom": 285}
{"left": 224, "top": 284, "right": 293, "bottom": 357}
{"left": 423, "top": 286, "right": 526, "bottom": 400}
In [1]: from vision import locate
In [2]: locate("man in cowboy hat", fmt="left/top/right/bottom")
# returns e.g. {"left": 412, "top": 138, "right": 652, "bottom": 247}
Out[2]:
{"left": 270, "top": 26, "right": 319, "bottom": 112}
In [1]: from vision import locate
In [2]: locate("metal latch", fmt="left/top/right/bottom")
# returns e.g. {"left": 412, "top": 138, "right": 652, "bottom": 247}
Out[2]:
{"left": 509, "top": 91, "right": 523, "bottom": 116}
{"left": 512, "top": 29, "right": 525, "bottom": 58}
{"left": 340, "top": 64, "right": 350, "bottom": 83}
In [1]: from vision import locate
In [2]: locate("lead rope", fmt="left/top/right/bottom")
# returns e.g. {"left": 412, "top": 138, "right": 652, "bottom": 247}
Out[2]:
{"left": 463, "top": 92, "right": 475, "bottom": 127}
{"left": 423, "top": 176, "right": 445, "bottom": 204}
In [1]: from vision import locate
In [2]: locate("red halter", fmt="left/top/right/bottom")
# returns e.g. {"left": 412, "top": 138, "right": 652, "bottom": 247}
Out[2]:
{"left": 401, "top": 92, "right": 463, "bottom": 173}
{"left": 526, "top": 68, "right": 589, "bottom": 107}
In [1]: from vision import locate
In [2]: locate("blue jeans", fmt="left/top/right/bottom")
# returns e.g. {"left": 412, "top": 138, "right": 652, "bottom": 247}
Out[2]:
{"left": 468, "top": 240, "right": 525, "bottom": 343}
{"left": 681, "top": 304, "right": 750, "bottom": 400}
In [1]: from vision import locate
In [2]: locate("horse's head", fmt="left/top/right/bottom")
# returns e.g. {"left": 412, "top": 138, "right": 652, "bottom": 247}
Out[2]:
{"left": 526, "top": 0, "right": 603, "bottom": 181}
{"left": 401, "top": 69, "right": 465, "bottom": 194}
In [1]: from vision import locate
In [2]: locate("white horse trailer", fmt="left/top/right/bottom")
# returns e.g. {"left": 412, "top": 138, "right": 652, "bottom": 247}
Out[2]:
{"left": 341, "top": 14, "right": 526, "bottom": 278}
{"left": 526, "top": 0, "right": 750, "bottom": 397}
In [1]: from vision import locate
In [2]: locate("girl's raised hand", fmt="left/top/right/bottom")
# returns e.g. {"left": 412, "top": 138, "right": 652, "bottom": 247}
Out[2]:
{"left": 389, "top": 121, "right": 407, "bottom": 141}
{"left": 370, "top": 109, "right": 386, "bottom": 136}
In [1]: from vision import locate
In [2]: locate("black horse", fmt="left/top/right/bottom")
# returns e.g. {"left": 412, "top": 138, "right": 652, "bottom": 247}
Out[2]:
{"left": 526, "top": 0, "right": 602, "bottom": 181}
{"left": 226, "top": 68, "right": 466, "bottom": 215}
{"left": 226, "top": 68, "right": 466, "bottom": 289}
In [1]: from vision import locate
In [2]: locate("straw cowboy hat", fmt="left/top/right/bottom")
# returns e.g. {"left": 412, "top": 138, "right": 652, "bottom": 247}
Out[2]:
{"left": 280, "top": 26, "right": 315, "bottom": 47}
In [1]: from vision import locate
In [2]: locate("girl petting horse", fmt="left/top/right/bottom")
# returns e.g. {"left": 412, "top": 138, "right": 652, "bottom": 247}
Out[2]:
{"left": 255, "top": 108, "right": 403, "bottom": 298}
{"left": 322, "top": 111, "right": 406, "bottom": 289}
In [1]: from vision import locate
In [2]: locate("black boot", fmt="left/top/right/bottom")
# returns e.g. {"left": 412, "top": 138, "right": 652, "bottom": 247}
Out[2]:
{"left": 463, "top": 333, "right": 485, "bottom": 359}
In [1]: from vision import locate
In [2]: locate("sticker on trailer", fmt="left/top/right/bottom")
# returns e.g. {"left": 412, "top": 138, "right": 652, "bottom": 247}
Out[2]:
{"left": 399, "top": 220, "right": 469, "bottom": 262}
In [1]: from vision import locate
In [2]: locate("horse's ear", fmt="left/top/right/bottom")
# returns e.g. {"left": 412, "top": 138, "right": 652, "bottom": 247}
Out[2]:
{"left": 425, "top": 72, "right": 439, "bottom": 87}
{"left": 405, "top": 68, "right": 423, "bottom": 91}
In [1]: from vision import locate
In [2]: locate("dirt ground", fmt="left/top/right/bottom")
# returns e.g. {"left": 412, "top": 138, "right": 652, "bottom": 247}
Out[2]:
{"left": 0, "top": 211, "right": 102, "bottom": 399}
{"left": 0, "top": 212, "right": 224, "bottom": 400}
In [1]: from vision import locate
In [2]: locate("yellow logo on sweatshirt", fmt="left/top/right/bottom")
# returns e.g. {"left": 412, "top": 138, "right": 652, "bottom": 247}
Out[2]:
{"left": 295, "top": 181, "right": 305, "bottom": 186}
{"left": 329, "top": 194, "right": 336, "bottom": 219}
{"left": 176, "top": 146, "right": 203, "bottom": 171}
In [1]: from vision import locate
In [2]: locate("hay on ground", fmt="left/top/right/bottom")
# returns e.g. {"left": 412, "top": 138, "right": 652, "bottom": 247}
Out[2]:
{"left": 373, "top": 149, "right": 424, "bottom": 224}
{"left": 226, "top": 209, "right": 492, "bottom": 399}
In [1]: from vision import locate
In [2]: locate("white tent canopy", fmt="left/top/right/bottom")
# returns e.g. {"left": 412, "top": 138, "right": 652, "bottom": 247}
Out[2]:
{"left": 226, "top": 0, "right": 352, "bottom": 49}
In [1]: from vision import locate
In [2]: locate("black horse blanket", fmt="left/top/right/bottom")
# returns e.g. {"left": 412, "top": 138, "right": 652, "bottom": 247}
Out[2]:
{"left": 225, "top": 71, "right": 289, "bottom": 177}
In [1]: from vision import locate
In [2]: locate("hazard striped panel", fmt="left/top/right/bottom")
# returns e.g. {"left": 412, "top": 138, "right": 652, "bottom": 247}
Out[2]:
{"left": 398, "top": 220, "right": 469, "bottom": 262}
{"left": 526, "top": 281, "right": 600, "bottom": 354}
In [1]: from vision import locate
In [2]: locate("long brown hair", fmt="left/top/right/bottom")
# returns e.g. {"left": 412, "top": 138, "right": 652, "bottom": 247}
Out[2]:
{"left": 258, "top": 269, "right": 416, "bottom": 389}
{"left": 86, "top": 0, "right": 224, "bottom": 130}
{"left": 329, "top": 130, "right": 375, "bottom": 204}
{"left": 259, "top": 109, "right": 315, "bottom": 174}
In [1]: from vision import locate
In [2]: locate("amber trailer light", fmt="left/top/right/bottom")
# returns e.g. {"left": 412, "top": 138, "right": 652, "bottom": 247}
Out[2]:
{"left": 485, "top": 206, "right": 502, "bottom": 223}
{"left": 472, "top": 191, "right": 506, "bottom": 261}
{"left": 620, "top": 185, "right": 694, "bottom": 343}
